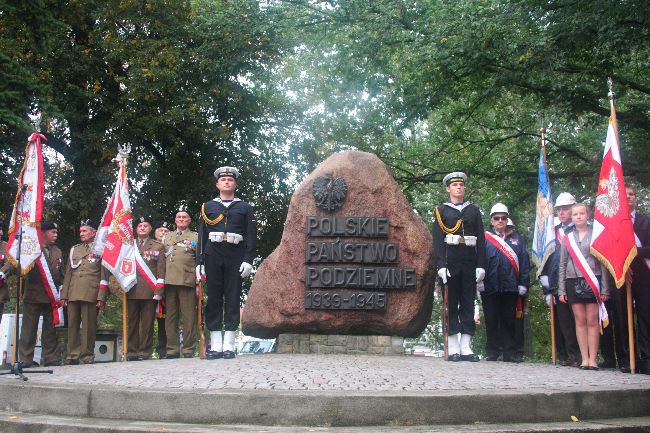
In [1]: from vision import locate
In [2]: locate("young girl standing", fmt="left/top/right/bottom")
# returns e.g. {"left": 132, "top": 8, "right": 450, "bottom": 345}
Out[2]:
{"left": 558, "top": 203, "right": 610, "bottom": 370}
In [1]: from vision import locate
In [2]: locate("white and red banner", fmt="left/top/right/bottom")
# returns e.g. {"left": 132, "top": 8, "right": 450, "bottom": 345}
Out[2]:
{"left": 485, "top": 231, "right": 520, "bottom": 277}
{"left": 590, "top": 97, "right": 637, "bottom": 288}
{"left": 566, "top": 234, "right": 609, "bottom": 330}
{"left": 6, "top": 133, "right": 46, "bottom": 274}
{"left": 93, "top": 153, "right": 138, "bottom": 291}
{"left": 36, "top": 254, "right": 63, "bottom": 326}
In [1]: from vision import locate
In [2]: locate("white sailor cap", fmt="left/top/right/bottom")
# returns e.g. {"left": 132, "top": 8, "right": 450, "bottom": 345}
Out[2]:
{"left": 443, "top": 172, "right": 467, "bottom": 186}
{"left": 214, "top": 166, "right": 240, "bottom": 179}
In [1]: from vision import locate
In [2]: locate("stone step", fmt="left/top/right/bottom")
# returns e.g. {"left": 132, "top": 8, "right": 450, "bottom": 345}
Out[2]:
{"left": 1, "top": 411, "right": 650, "bottom": 433}
{"left": 1, "top": 382, "right": 650, "bottom": 427}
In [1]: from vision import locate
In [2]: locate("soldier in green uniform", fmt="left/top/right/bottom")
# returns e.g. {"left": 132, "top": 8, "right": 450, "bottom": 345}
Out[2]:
{"left": 0, "top": 221, "right": 8, "bottom": 324}
{"left": 126, "top": 216, "right": 165, "bottom": 361}
{"left": 61, "top": 220, "right": 109, "bottom": 365}
{"left": 0, "top": 221, "right": 64, "bottom": 367}
{"left": 163, "top": 211, "right": 199, "bottom": 358}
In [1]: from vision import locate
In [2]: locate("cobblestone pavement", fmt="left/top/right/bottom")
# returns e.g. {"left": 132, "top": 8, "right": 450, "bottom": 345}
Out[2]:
{"left": 18, "top": 354, "right": 650, "bottom": 392}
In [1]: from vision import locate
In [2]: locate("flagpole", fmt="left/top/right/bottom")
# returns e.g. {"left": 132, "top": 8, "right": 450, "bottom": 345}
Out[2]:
{"left": 541, "top": 126, "right": 557, "bottom": 366}
{"left": 118, "top": 144, "right": 130, "bottom": 362}
{"left": 609, "top": 78, "right": 637, "bottom": 374}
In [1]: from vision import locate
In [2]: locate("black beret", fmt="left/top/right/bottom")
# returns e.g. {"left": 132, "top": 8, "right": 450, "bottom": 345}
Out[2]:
{"left": 41, "top": 221, "right": 58, "bottom": 231}
{"left": 154, "top": 221, "right": 170, "bottom": 230}
{"left": 80, "top": 219, "right": 98, "bottom": 230}
{"left": 133, "top": 215, "right": 153, "bottom": 229}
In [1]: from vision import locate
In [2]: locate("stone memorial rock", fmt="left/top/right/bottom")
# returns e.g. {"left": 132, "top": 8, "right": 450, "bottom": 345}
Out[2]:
{"left": 242, "top": 150, "right": 434, "bottom": 338}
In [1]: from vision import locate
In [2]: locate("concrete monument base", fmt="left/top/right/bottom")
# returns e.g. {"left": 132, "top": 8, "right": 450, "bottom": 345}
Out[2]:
{"left": 276, "top": 333, "right": 404, "bottom": 355}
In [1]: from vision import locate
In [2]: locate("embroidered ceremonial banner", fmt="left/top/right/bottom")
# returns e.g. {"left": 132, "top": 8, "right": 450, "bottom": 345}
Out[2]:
{"left": 566, "top": 234, "right": 609, "bottom": 330}
{"left": 590, "top": 97, "right": 637, "bottom": 288}
{"left": 532, "top": 141, "right": 555, "bottom": 275}
{"left": 6, "top": 133, "right": 46, "bottom": 274}
{"left": 94, "top": 154, "right": 137, "bottom": 291}
{"left": 485, "top": 231, "right": 519, "bottom": 277}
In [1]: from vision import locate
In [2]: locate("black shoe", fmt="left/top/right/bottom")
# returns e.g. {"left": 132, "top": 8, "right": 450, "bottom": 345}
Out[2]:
{"left": 598, "top": 360, "right": 616, "bottom": 369}
{"left": 20, "top": 361, "right": 40, "bottom": 368}
{"left": 64, "top": 358, "right": 80, "bottom": 365}
{"left": 127, "top": 355, "right": 141, "bottom": 361}
{"left": 164, "top": 354, "right": 180, "bottom": 359}
{"left": 460, "top": 354, "right": 480, "bottom": 362}
{"left": 223, "top": 350, "right": 236, "bottom": 359}
{"left": 206, "top": 350, "right": 223, "bottom": 360}
{"left": 138, "top": 355, "right": 147, "bottom": 361}
{"left": 447, "top": 353, "right": 461, "bottom": 362}
{"left": 620, "top": 365, "right": 631, "bottom": 374}
{"left": 484, "top": 354, "right": 499, "bottom": 362}
{"left": 182, "top": 353, "right": 193, "bottom": 359}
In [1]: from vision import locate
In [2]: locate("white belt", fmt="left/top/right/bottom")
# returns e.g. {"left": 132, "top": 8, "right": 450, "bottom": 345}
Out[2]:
{"left": 209, "top": 231, "right": 243, "bottom": 244}
{"left": 444, "top": 234, "right": 477, "bottom": 246}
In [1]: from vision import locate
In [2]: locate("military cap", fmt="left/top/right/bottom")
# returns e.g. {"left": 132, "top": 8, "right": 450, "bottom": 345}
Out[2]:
{"left": 174, "top": 209, "right": 191, "bottom": 220}
{"left": 214, "top": 166, "right": 240, "bottom": 179}
{"left": 79, "top": 219, "right": 98, "bottom": 230}
{"left": 41, "top": 221, "right": 58, "bottom": 231}
{"left": 443, "top": 172, "right": 467, "bottom": 186}
{"left": 154, "top": 221, "right": 170, "bottom": 231}
{"left": 133, "top": 215, "right": 153, "bottom": 229}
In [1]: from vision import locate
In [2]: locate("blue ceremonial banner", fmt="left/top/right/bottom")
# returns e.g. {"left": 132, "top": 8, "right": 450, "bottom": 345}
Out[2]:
{"left": 532, "top": 145, "right": 555, "bottom": 275}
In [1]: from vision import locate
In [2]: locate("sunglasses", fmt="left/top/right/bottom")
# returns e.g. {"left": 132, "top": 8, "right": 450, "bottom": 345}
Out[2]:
{"left": 492, "top": 216, "right": 508, "bottom": 221}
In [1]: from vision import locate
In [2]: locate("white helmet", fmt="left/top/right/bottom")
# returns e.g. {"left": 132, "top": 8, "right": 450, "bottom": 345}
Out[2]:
{"left": 490, "top": 203, "right": 509, "bottom": 216}
{"left": 555, "top": 192, "right": 576, "bottom": 207}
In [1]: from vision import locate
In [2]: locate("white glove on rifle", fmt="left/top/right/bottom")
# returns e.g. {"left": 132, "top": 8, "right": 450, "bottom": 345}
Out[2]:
{"left": 195, "top": 265, "right": 205, "bottom": 282}
{"left": 437, "top": 268, "right": 450, "bottom": 284}
{"left": 518, "top": 285, "right": 527, "bottom": 296}
{"left": 153, "top": 294, "right": 162, "bottom": 301}
{"left": 539, "top": 275, "right": 549, "bottom": 290}
{"left": 239, "top": 262, "right": 253, "bottom": 278}
{"left": 475, "top": 268, "right": 485, "bottom": 283}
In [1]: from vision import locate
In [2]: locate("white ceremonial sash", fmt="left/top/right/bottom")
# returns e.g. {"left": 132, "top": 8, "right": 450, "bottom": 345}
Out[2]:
{"left": 566, "top": 234, "right": 609, "bottom": 330}
{"left": 634, "top": 233, "right": 650, "bottom": 271}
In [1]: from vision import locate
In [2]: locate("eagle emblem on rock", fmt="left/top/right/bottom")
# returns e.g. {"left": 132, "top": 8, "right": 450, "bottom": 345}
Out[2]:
{"left": 595, "top": 167, "right": 620, "bottom": 218}
{"left": 312, "top": 175, "right": 348, "bottom": 211}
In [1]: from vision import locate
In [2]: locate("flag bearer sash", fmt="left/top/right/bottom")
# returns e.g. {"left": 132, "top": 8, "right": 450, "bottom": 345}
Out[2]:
{"left": 634, "top": 233, "right": 650, "bottom": 271}
{"left": 485, "top": 231, "right": 519, "bottom": 278}
{"left": 36, "top": 254, "right": 62, "bottom": 326}
{"left": 565, "top": 234, "right": 609, "bottom": 330}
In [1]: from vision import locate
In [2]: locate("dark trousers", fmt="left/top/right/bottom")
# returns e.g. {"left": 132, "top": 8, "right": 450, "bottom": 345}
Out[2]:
{"left": 447, "top": 261, "right": 476, "bottom": 336}
{"left": 156, "top": 316, "right": 167, "bottom": 357}
{"left": 555, "top": 296, "right": 581, "bottom": 362}
{"left": 600, "top": 287, "right": 629, "bottom": 367}
{"left": 20, "top": 302, "right": 57, "bottom": 365}
{"left": 633, "top": 281, "right": 650, "bottom": 372}
{"left": 482, "top": 292, "right": 518, "bottom": 358}
{"left": 205, "top": 253, "right": 242, "bottom": 332}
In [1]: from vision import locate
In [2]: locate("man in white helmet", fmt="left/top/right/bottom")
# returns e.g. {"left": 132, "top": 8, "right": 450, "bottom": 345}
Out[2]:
{"left": 481, "top": 204, "right": 530, "bottom": 362}
{"left": 197, "top": 166, "right": 257, "bottom": 360}
{"left": 432, "top": 172, "right": 486, "bottom": 362}
{"left": 539, "top": 192, "right": 581, "bottom": 367}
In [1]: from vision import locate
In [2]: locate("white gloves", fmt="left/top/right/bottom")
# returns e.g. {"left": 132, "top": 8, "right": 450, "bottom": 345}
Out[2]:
{"left": 153, "top": 294, "right": 162, "bottom": 301}
{"left": 539, "top": 275, "right": 549, "bottom": 289}
{"left": 239, "top": 262, "right": 253, "bottom": 278}
{"left": 195, "top": 265, "right": 205, "bottom": 282}
{"left": 227, "top": 233, "right": 243, "bottom": 244}
{"left": 518, "top": 285, "right": 527, "bottom": 296}
{"left": 437, "top": 268, "right": 450, "bottom": 284}
{"left": 475, "top": 268, "right": 485, "bottom": 283}
{"left": 476, "top": 281, "right": 485, "bottom": 293}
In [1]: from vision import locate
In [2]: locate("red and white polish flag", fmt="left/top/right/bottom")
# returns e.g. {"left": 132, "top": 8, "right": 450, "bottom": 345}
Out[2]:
{"left": 590, "top": 93, "right": 637, "bottom": 288}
